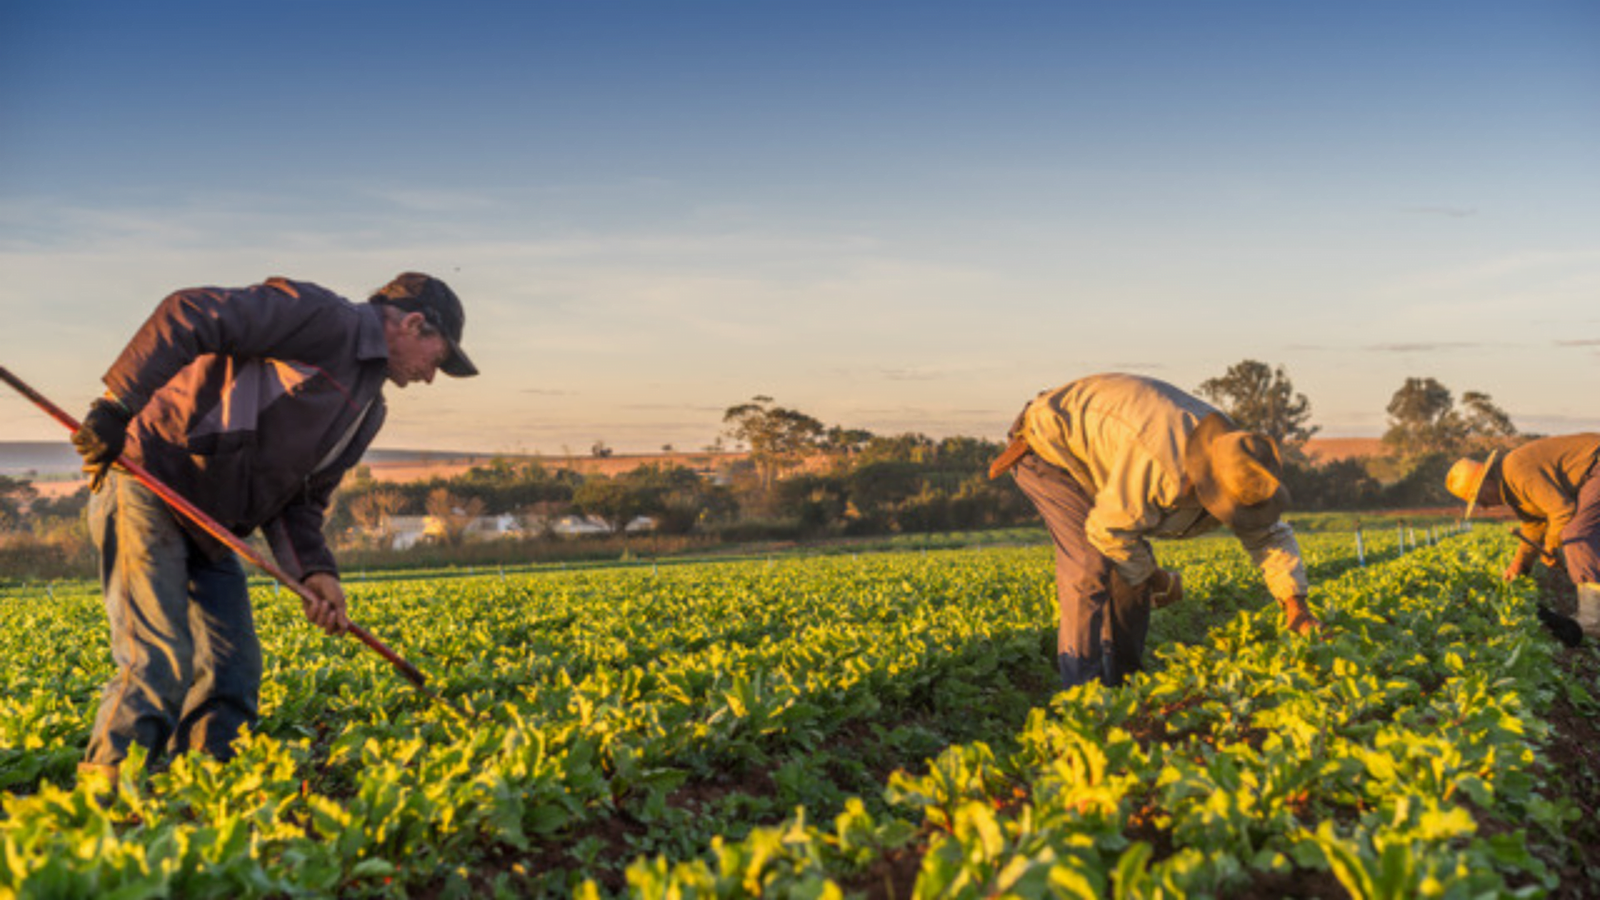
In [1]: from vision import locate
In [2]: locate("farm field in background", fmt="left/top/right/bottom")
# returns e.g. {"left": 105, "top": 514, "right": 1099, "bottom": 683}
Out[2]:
{"left": 2, "top": 527, "right": 1597, "bottom": 898}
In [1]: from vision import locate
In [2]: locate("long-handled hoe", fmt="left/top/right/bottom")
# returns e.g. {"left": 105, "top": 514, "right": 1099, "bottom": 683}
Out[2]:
{"left": 0, "top": 365, "right": 476, "bottom": 720}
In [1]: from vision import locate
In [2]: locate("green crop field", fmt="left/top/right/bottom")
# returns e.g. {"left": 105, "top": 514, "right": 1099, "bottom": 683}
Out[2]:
{"left": 2, "top": 526, "right": 1596, "bottom": 898}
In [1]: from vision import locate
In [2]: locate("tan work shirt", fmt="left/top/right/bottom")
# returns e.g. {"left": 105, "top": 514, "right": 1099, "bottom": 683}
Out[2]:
{"left": 1020, "top": 373, "right": 1309, "bottom": 600}
{"left": 1497, "top": 433, "right": 1600, "bottom": 560}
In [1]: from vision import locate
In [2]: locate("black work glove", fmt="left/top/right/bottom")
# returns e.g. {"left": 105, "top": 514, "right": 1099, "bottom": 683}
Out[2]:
{"left": 71, "top": 398, "right": 132, "bottom": 491}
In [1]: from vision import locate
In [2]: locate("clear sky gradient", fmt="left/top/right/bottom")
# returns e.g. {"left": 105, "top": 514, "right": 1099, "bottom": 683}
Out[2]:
{"left": 2, "top": 1, "right": 1597, "bottom": 454}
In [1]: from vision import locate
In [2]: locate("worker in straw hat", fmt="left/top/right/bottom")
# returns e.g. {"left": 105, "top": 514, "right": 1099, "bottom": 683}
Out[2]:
{"left": 1446, "top": 433, "right": 1600, "bottom": 638}
{"left": 989, "top": 373, "right": 1320, "bottom": 690}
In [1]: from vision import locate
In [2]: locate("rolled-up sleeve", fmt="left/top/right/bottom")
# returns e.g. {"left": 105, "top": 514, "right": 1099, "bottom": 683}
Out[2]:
{"left": 1087, "top": 517, "right": 1158, "bottom": 586}
{"left": 1235, "top": 520, "right": 1309, "bottom": 599}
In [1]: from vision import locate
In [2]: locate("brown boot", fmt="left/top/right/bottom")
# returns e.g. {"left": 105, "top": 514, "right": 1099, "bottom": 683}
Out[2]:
{"left": 1278, "top": 595, "right": 1323, "bottom": 637}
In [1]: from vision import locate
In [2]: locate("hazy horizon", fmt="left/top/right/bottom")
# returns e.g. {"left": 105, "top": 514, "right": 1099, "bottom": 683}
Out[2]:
{"left": 0, "top": 433, "right": 1399, "bottom": 483}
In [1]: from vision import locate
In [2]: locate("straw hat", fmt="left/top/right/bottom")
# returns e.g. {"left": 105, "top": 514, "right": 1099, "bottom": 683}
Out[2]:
{"left": 1445, "top": 450, "right": 1499, "bottom": 519}
{"left": 1183, "top": 413, "right": 1289, "bottom": 532}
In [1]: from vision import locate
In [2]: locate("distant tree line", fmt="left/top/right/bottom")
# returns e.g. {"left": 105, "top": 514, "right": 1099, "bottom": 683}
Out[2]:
{"left": 0, "top": 362, "right": 1531, "bottom": 579}
{"left": 325, "top": 364, "right": 1520, "bottom": 551}
{"left": 324, "top": 403, "right": 1033, "bottom": 549}
{"left": 0, "top": 474, "right": 94, "bottom": 579}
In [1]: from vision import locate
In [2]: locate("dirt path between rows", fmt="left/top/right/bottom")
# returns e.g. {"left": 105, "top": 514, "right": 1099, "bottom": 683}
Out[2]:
{"left": 1534, "top": 644, "right": 1600, "bottom": 897}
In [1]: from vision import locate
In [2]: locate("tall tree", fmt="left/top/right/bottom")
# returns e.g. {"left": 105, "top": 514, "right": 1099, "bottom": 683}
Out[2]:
{"left": 822, "top": 426, "right": 875, "bottom": 457}
{"left": 1382, "top": 377, "right": 1465, "bottom": 463}
{"left": 722, "top": 396, "right": 826, "bottom": 489}
{"left": 1195, "top": 360, "right": 1319, "bottom": 455}
{"left": 1459, "top": 391, "right": 1518, "bottom": 452}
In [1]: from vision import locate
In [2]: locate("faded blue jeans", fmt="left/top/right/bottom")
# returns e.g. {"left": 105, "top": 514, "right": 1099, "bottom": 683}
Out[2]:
{"left": 83, "top": 470, "right": 261, "bottom": 769}
{"left": 1012, "top": 453, "right": 1151, "bottom": 690}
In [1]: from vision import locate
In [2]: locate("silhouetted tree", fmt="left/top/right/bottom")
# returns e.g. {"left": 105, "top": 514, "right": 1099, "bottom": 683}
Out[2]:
{"left": 823, "top": 426, "right": 875, "bottom": 458}
{"left": 722, "top": 396, "right": 825, "bottom": 488}
{"left": 776, "top": 473, "right": 849, "bottom": 534}
{"left": 614, "top": 464, "right": 731, "bottom": 535}
{"left": 1383, "top": 377, "right": 1463, "bottom": 465}
{"left": 1196, "top": 360, "right": 1319, "bottom": 458}
{"left": 1459, "top": 390, "right": 1519, "bottom": 453}
{"left": 573, "top": 475, "right": 659, "bottom": 535}
{"left": 1382, "top": 378, "right": 1519, "bottom": 468}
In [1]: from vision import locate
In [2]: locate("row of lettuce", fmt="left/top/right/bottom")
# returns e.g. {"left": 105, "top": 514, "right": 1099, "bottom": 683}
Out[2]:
{"left": 0, "top": 525, "right": 1578, "bottom": 897}
{"left": 615, "top": 530, "right": 1579, "bottom": 898}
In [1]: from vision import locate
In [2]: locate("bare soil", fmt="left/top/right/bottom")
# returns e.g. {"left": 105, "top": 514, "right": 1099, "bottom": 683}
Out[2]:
{"left": 1528, "top": 644, "right": 1600, "bottom": 898}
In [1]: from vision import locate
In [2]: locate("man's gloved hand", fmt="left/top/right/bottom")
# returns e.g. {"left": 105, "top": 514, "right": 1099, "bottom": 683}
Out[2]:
{"left": 71, "top": 398, "right": 132, "bottom": 492}
{"left": 1278, "top": 594, "right": 1323, "bottom": 637}
{"left": 1147, "top": 568, "right": 1184, "bottom": 609}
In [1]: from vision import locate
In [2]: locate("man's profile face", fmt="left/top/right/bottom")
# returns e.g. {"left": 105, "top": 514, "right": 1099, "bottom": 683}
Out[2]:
{"left": 384, "top": 311, "right": 450, "bottom": 388}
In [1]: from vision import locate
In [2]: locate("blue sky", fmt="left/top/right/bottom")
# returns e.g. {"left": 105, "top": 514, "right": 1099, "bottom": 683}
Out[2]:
{"left": 2, "top": 1, "right": 1597, "bottom": 454}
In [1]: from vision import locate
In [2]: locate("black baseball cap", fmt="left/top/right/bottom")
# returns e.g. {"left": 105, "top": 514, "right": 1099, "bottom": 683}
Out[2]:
{"left": 370, "top": 272, "right": 478, "bottom": 377}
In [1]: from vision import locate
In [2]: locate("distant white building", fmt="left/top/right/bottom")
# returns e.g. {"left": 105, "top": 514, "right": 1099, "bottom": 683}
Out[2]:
{"left": 372, "top": 512, "right": 650, "bottom": 549}
{"left": 544, "top": 514, "right": 655, "bottom": 536}
{"left": 378, "top": 513, "right": 521, "bottom": 550}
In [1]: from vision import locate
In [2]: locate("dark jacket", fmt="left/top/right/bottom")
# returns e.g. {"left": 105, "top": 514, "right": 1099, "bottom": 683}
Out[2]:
{"left": 103, "top": 278, "right": 390, "bottom": 579}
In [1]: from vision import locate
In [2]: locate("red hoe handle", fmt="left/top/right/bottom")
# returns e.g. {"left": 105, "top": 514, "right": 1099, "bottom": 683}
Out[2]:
{"left": 0, "top": 365, "right": 468, "bottom": 715}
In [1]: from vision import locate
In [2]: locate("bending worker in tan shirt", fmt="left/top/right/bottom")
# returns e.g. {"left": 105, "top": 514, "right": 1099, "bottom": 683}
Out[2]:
{"left": 1446, "top": 433, "right": 1600, "bottom": 638}
{"left": 990, "top": 373, "right": 1321, "bottom": 690}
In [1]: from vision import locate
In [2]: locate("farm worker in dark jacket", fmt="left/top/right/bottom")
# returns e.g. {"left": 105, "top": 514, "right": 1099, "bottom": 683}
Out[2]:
{"left": 1446, "top": 434, "right": 1600, "bottom": 637}
{"left": 989, "top": 373, "right": 1320, "bottom": 690}
{"left": 70, "top": 273, "right": 477, "bottom": 781}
